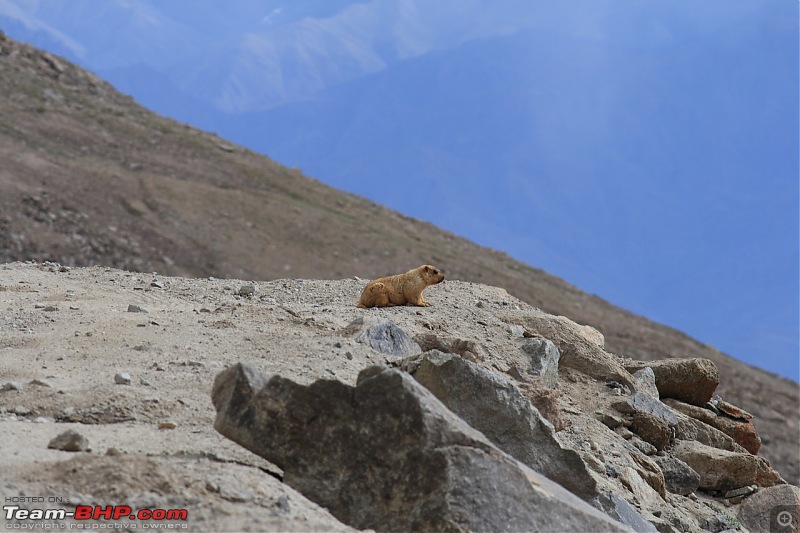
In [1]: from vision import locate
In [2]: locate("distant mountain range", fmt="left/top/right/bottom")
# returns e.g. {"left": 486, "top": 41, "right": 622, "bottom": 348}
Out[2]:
{"left": 0, "top": 0, "right": 796, "bottom": 380}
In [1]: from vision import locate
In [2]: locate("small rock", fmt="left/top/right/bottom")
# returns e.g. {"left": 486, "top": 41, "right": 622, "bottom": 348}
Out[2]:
{"left": 671, "top": 408, "right": 746, "bottom": 452}
{"left": 106, "top": 447, "right": 122, "bottom": 456}
{"left": 414, "top": 333, "right": 489, "bottom": 363}
{"left": 624, "top": 357, "right": 719, "bottom": 407}
{"left": 672, "top": 439, "right": 760, "bottom": 491}
{"left": 13, "top": 406, "right": 31, "bottom": 416}
{"left": 2, "top": 382, "right": 24, "bottom": 391}
{"left": 29, "top": 379, "right": 52, "bottom": 388}
{"left": 597, "top": 411, "right": 627, "bottom": 429}
{"left": 632, "top": 367, "right": 659, "bottom": 399}
{"left": 344, "top": 317, "right": 420, "bottom": 359}
{"left": 158, "top": 421, "right": 178, "bottom": 430}
{"left": 617, "top": 392, "right": 678, "bottom": 426}
{"left": 606, "top": 380, "right": 631, "bottom": 395}
{"left": 237, "top": 284, "right": 258, "bottom": 297}
{"left": 664, "top": 398, "right": 761, "bottom": 454}
{"left": 582, "top": 452, "right": 606, "bottom": 474}
{"left": 69, "top": 305, "right": 79, "bottom": 310}
{"left": 655, "top": 455, "right": 701, "bottom": 496}
{"left": 520, "top": 337, "right": 560, "bottom": 388}
{"left": 48, "top": 430, "right": 90, "bottom": 452}
{"left": 631, "top": 438, "right": 658, "bottom": 456}
{"left": 518, "top": 379, "right": 565, "bottom": 431}
{"left": 127, "top": 304, "right": 148, "bottom": 313}
{"left": 114, "top": 372, "right": 132, "bottom": 385}
{"left": 43, "top": 305, "right": 58, "bottom": 312}
{"left": 630, "top": 411, "right": 672, "bottom": 451}
{"left": 150, "top": 280, "right": 165, "bottom": 289}
{"left": 725, "top": 485, "right": 757, "bottom": 500}
{"left": 505, "top": 324, "right": 525, "bottom": 337}
{"left": 596, "top": 493, "right": 658, "bottom": 533}
{"left": 275, "top": 495, "right": 290, "bottom": 514}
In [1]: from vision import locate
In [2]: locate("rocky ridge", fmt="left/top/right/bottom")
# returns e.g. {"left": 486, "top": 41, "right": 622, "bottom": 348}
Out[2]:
{"left": 1, "top": 262, "right": 797, "bottom": 531}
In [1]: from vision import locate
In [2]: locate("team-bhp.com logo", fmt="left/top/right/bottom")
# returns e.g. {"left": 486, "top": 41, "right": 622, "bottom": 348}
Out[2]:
{"left": 4, "top": 502, "right": 188, "bottom": 529}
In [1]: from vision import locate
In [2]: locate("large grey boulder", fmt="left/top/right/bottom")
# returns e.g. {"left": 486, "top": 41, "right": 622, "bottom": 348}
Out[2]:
{"left": 212, "top": 362, "right": 627, "bottom": 533}
{"left": 408, "top": 350, "right": 597, "bottom": 500}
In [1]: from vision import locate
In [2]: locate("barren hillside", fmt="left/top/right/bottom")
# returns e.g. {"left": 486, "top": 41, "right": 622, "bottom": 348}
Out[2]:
{"left": 0, "top": 32, "right": 797, "bottom": 485}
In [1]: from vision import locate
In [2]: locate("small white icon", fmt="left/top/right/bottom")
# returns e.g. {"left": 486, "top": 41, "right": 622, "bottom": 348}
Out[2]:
{"left": 777, "top": 510, "right": 795, "bottom": 529}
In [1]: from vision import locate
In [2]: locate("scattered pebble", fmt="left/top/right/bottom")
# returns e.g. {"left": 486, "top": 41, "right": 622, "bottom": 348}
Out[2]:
{"left": 29, "top": 379, "right": 52, "bottom": 388}
{"left": 151, "top": 280, "right": 165, "bottom": 289}
{"left": 237, "top": 284, "right": 258, "bottom": 297}
{"left": 2, "top": 382, "right": 24, "bottom": 392}
{"left": 275, "top": 495, "right": 291, "bottom": 514}
{"left": 158, "top": 421, "right": 178, "bottom": 430}
{"left": 127, "top": 304, "right": 148, "bottom": 313}
{"left": 114, "top": 372, "right": 132, "bottom": 385}
{"left": 13, "top": 406, "right": 31, "bottom": 416}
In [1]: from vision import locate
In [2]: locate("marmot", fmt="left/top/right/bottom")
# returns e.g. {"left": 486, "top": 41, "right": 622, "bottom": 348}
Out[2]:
{"left": 357, "top": 265, "right": 444, "bottom": 308}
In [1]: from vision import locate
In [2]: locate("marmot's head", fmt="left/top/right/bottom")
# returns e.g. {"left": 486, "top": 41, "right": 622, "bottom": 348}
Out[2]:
{"left": 419, "top": 265, "right": 445, "bottom": 285}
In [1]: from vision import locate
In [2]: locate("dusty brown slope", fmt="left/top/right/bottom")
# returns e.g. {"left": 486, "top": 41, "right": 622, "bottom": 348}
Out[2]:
{"left": 0, "top": 32, "right": 797, "bottom": 484}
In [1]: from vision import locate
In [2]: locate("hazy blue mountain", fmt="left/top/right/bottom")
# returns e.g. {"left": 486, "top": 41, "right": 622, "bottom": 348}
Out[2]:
{"left": 0, "top": 0, "right": 796, "bottom": 379}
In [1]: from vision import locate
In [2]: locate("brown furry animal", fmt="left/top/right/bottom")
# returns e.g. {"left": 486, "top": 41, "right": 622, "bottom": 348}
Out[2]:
{"left": 357, "top": 265, "right": 444, "bottom": 308}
